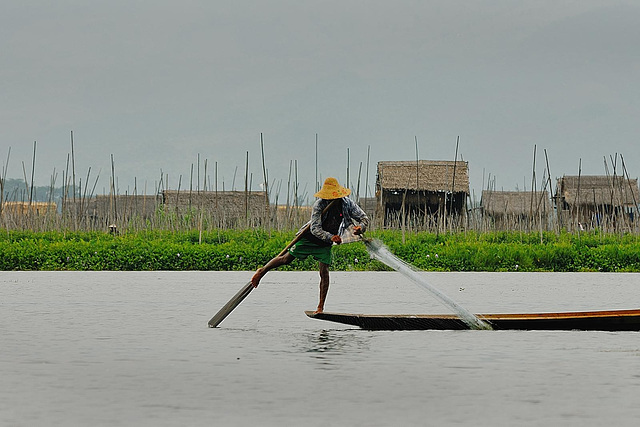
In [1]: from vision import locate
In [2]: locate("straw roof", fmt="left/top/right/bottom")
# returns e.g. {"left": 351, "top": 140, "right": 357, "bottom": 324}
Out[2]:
{"left": 377, "top": 160, "right": 470, "bottom": 194}
{"left": 481, "top": 191, "right": 551, "bottom": 216}
{"left": 556, "top": 175, "right": 640, "bottom": 207}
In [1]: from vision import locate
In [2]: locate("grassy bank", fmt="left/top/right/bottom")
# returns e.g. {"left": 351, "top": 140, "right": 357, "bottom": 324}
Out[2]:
{"left": 1, "top": 229, "right": 640, "bottom": 272}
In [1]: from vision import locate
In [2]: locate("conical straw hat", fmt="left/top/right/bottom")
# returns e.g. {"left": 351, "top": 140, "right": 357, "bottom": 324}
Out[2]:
{"left": 314, "top": 177, "right": 351, "bottom": 199}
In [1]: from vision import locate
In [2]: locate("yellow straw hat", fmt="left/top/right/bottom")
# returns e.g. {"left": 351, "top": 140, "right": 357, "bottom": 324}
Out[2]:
{"left": 314, "top": 177, "right": 351, "bottom": 199}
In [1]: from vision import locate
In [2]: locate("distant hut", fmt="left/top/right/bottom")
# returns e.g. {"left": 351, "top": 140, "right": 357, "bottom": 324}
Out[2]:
{"left": 481, "top": 190, "right": 552, "bottom": 230}
{"left": 555, "top": 175, "right": 640, "bottom": 229}
{"left": 358, "top": 197, "right": 377, "bottom": 218}
{"left": 76, "top": 194, "right": 162, "bottom": 228}
{"left": 1, "top": 201, "right": 57, "bottom": 215}
{"left": 163, "top": 190, "right": 268, "bottom": 228}
{"left": 376, "top": 160, "right": 470, "bottom": 228}
{"left": 0, "top": 201, "right": 58, "bottom": 230}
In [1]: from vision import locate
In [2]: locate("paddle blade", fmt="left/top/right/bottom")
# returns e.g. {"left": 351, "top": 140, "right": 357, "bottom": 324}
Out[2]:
{"left": 208, "top": 281, "right": 254, "bottom": 328}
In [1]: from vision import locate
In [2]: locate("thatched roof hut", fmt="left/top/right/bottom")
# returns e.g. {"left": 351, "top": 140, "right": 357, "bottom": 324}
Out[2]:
{"left": 556, "top": 175, "right": 639, "bottom": 208}
{"left": 481, "top": 190, "right": 552, "bottom": 230}
{"left": 375, "top": 160, "right": 470, "bottom": 228}
{"left": 377, "top": 160, "right": 470, "bottom": 193}
{"left": 482, "top": 191, "right": 551, "bottom": 216}
{"left": 555, "top": 175, "right": 639, "bottom": 230}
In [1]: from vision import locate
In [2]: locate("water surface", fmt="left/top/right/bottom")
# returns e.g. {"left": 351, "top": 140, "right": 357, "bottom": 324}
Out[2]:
{"left": 2, "top": 271, "right": 640, "bottom": 426}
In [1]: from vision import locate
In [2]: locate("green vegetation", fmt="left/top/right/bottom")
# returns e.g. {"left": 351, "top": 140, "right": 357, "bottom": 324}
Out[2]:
{"left": 1, "top": 229, "right": 640, "bottom": 272}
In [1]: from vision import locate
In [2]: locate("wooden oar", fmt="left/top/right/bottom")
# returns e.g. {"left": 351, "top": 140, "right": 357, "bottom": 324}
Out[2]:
{"left": 207, "top": 200, "right": 338, "bottom": 328}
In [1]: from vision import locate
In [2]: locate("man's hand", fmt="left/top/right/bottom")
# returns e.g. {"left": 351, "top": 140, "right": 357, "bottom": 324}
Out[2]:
{"left": 331, "top": 235, "right": 342, "bottom": 244}
{"left": 353, "top": 226, "right": 363, "bottom": 235}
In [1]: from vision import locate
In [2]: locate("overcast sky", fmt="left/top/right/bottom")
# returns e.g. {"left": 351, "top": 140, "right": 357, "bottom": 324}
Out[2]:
{"left": 2, "top": 0, "right": 640, "bottom": 202}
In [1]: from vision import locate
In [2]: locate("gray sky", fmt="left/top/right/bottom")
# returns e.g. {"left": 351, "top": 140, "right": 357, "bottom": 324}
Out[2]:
{"left": 2, "top": 0, "right": 640, "bottom": 202}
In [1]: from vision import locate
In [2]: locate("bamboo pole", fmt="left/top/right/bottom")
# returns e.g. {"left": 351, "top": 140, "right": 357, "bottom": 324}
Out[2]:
{"left": 260, "top": 133, "right": 269, "bottom": 230}
{"left": 175, "top": 175, "right": 182, "bottom": 229}
{"left": 575, "top": 159, "right": 582, "bottom": 236}
{"left": 63, "top": 153, "right": 71, "bottom": 228}
{"left": 529, "top": 145, "right": 536, "bottom": 233}
{"left": 415, "top": 136, "right": 420, "bottom": 227}
{"left": 356, "top": 161, "right": 362, "bottom": 204}
{"left": 232, "top": 166, "right": 237, "bottom": 191}
{"left": 346, "top": 147, "right": 350, "bottom": 192}
{"left": 621, "top": 155, "right": 639, "bottom": 232}
{"left": 245, "top": 151, "right": 249, "bottom": 226}
{"left": 71, "top": 131, "right": 76, "bottom": 207}
{"left": 29, "top": 141, "right": 36, "bottom": 207}
{"left": 365, "top": 144, "right": 370, "bottom": 208}
{"left": 0, "top": 147, "right": 10, "bottom": 218}
{"left": 449, "top": 136, "right": 460, "bottom": 233}
{"left": 80, "top": 167, "right": 90, "bottom": 227}
{"left": 611, "top": 154, "right": 630, "bottom": 233}
{"left": 607, "top": 155, "right": 621, "bottom": 231}
{"left": 604, "top": 156, "right": 619, "bottom": 232}
{"left": 110, "top": 154, "right": 117, "bottom": 226}
{"left": 286, "top": 159, "right": 292, "bottom": 220}
{"left": 543, "top": 149, "right": 558, "bottom": 235}
{"left": 294, "top": 159, "right": 299, "bottom": 210}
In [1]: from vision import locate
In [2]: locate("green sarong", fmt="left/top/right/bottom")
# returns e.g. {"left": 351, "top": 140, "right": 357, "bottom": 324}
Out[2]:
{"left": 289, "top": 236, "right": 332, "bottom": 265}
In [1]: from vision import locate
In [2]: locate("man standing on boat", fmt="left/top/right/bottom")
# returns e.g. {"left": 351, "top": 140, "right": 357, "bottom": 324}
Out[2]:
{"left": 251, "top": 177, "right": 369, "bottom": 314}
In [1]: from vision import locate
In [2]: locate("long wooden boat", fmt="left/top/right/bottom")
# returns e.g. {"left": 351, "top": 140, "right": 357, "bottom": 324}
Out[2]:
{"left": 305, "top": 308, "right": 640, "bottom": 331}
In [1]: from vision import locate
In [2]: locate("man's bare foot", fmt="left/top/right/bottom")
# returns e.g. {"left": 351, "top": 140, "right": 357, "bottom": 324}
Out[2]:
{"left": 251, "top": 268, "right": 264, "bottom": 288}
{"left": 313, "top": 307, "right": 324, "bottom": 315}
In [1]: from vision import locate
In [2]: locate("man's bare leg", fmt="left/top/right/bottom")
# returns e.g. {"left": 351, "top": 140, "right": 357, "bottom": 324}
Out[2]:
{"left": 314, "top": 261, "right": 330, "bottom": 314}
{"left": 251, "top": 252, "right": 294, "bottom": 287}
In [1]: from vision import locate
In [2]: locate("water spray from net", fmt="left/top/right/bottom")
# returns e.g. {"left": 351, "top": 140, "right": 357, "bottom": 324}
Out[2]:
{"left": 364, "top": 239, "right": 491, "bottom": 330}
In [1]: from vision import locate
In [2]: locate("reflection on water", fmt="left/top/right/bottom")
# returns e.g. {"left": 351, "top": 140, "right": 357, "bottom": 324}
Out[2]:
{"left": 303, "top": 330, "right": 370, "bottom": 368}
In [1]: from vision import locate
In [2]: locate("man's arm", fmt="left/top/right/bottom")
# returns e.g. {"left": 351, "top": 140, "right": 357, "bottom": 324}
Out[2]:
{"left": 344, "top": 197, "right": 370, "bottom": 233}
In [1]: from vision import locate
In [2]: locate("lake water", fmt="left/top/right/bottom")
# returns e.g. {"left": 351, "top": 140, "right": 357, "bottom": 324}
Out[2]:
{"left": 2, "top": 270, "right": 640, "bottom": 426}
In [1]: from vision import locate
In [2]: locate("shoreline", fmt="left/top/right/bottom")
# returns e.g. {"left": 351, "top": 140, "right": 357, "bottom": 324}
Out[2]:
{"left": 2, "top": 229, "right": 640, "bottom": 272}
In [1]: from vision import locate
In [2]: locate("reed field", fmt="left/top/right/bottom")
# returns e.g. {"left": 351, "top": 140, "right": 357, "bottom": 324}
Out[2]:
{"left": 2, "top": 228, "right": 640, "bottom": 272}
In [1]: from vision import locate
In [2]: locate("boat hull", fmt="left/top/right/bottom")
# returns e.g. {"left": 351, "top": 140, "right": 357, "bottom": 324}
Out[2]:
{"left": 305, "top": 309, "right": 640, "bottom": 331}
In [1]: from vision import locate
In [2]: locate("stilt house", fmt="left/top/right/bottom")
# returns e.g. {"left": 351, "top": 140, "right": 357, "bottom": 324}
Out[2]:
{"left": 375, "top": 160, "right": 470, "bottom": 227}
{"left": 555, "top": 175, "right": 640, "bottom": 229}
{"left": 481, "top": 190, "right": 552, "bottom": 230}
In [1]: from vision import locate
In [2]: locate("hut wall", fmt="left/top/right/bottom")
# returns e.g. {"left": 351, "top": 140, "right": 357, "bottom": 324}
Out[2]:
{"left": 358, "top": 197, "right": 377, "bottom": 217}
{"left": 67, "top": 194, "right": 162, "bottom": 228}
{"left": 163, "top": 190, "right": 268, "bottom": 227}
{"left": 381, "top": 190, "right": 465, "bottom": 217}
